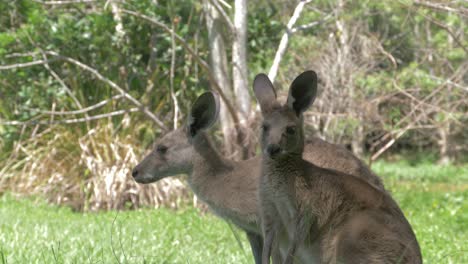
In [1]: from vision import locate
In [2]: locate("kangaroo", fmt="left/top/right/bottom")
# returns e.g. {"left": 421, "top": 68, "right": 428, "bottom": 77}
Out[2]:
{"left": 132, "top": 93, "right": 385, "bottom": 263}
{"left": 253, "top": 71, "right": 422, "bottom": 264}
{"left": 133, "top": 92, "right": 265, "bottom": 263}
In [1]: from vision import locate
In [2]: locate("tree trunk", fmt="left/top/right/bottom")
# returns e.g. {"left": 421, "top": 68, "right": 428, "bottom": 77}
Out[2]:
{"left": 203, "top": 0, "right": 235, "bottom": 154}
{"left": 336, "top": 0, "right": 365, "bottom": 157}
{"left": 232, "top": 0, "right": 250, "bottom": 120}
{"left": 232, "top": 0, "right": 255, "bottom": 159}
{"left": 351, "top": 115, "right": 365, "bottom": 158}
{"left": 438, "top": 122, "right": 452, "bottom": 165}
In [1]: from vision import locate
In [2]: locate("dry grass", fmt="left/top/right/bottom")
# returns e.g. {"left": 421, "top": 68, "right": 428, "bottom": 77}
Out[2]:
{"left": 0, "top": 116, "right": 193, "bottom": 211}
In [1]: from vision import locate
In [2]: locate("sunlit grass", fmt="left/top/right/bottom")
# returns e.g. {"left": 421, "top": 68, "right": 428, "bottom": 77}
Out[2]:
{"left": 0, "top": 161, "right": 467, "bottom": 263}
{"left": 372, "top": 159, "right": 468, "bottom": 183}
{"left": 374, "top": 160, "right": 468, "bottom": 263}
{"left": 0, "top": 194, "right": 251, "bottom": 263}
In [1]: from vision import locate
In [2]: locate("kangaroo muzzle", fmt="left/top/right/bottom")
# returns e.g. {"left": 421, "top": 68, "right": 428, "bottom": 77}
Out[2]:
{"left": 266, "top": 144, "right": 281, "bottom": 158}
{"left": 131, "top": 168, "right": 139, "bottom": 178}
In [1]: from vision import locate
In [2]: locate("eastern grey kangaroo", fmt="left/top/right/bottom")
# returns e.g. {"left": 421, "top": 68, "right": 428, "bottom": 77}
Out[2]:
{"left": 133, "top": 90, "right": 386, "bottom": 263}
{"left": 253, "top": 71, "right": 421, "bottom": 264}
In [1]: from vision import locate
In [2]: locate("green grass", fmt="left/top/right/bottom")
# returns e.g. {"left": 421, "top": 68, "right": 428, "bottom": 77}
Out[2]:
{"left": 373, "top": 160, "right": 468, "bottom": 263}
{"left": 372, "top": 159, "right": 468, "bottom": 183}
{"left": 0, "top": 195, "right": 251, "bottom": 263}
{"left": 0, "top": 161, "right": 467, "bottom": 263}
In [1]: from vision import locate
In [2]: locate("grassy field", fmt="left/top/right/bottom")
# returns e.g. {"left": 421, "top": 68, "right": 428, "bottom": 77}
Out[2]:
{"left": 0, "top": 161, "right": 467, "bottom": 263}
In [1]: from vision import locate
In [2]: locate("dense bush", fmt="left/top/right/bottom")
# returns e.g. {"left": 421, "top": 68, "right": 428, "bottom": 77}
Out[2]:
{"left": 0, "top": 0, "right": 466, "bottom": 210}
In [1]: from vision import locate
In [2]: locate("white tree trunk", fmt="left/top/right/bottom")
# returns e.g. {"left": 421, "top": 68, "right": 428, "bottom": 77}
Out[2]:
{"left": 336, "top": 0, "right": 364, "bottom": 157}
{"left": 268, "top": 0, "right": 312, "bottom": 83}
{"left": 351, "top": 115, "right": 365, "bottom": 158}
{"left": 438, "top": 120, "right": 452, "bottom": 165}
{"left": 232, "top": 0, "right": 251, "bottom": 121}
{"left": 203, "top": 0, "right": 235, "bottom": 153}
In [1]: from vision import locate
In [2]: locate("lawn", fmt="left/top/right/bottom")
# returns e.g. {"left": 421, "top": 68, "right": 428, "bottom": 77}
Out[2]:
{"left": 0, "top": 161, "right": 467, "bottom": 263}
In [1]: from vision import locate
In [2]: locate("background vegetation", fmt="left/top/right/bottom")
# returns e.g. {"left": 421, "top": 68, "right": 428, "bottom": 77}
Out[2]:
{"left": 0, "top": 0, "right": 466, "bottom": 262}
{"left": 1, "top": 0, "right": 465, "bottom": 210}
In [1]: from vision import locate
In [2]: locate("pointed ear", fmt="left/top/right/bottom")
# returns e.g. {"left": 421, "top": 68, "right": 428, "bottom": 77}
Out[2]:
{"left": 253, "top": 73, "right": 277, "bottom": 114}
{"left": 286, "top": 70, "right": 318, "bottom": 116}
{"left": 187, "top": 91, "right": 220, "bottom": 137}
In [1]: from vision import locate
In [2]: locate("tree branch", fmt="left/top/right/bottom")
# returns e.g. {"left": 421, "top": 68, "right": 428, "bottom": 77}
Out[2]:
{"left": 424, "top": 15, "right": 468, "bottom": 54}
{"left": 39, "top": 50, "right": 85, "bottom": 110}
{"left": 32, "top": 0, "right": 96, "bottom": 5}
{"left": 26, "top": 95, "right": 125, "bottom": 115}
{"left": 268, "top": 0, "right": 313, "bottom": 83}
{"left": 0, "top": 59, "right": 58, "bottom": 70}
{"left": 413, "top": 0, "right": 468, "bottom": 17}
{"left": 370, "top": 82, "right": 447, "bottom": 161}
{"left": 0, "top": 108, "right": 138, "bottom": 126}
{"left": 122, "top": 9, "right": 240, "bottom": 124}
{"left": 209, "top": 0, "right": 234, "bottom": 33}
{"left": 5, "top": 52, "right": 39, "bottom": 58}
{"left": 290, "top": 13, "right": 333, "bottom": 33}
{"left": 44, "top": 51, "right": 168, "bottom": 130}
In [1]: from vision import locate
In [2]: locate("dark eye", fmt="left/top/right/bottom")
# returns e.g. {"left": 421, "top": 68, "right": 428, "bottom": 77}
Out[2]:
{"left": 156, "top": 144, "right": 168, "bottom": 154}
{"left": 262, "top": 123, "right": 270, "bottom": 132}
{"left": 286, "top": 126, "right": 296, "bottom": 135}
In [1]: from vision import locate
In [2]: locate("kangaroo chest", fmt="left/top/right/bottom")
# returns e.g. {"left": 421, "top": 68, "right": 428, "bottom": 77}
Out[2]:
{"left": 262, "top": 165, "right": 322, "bottom": 263}
{"left": 262, "top": 168, "right": 299, "bottom": 232}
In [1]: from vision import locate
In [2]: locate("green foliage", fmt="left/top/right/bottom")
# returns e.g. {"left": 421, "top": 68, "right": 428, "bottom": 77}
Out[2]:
{"left": 355, "top": 71, "right": 394, "bottom": 94}
{"left": 1, "top": 0, "right": 465, "bottom": 158}
{"left": 247, "top": 2, "right": 282, "bottom": 74}
{"left": 0, "top": 0, "right": 466, "bottom": 213}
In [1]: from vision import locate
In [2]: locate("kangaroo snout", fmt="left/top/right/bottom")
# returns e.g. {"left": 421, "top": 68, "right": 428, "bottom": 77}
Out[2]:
{"left": 266, "top": 144, "right": 281, "bottom": 157}
{"left": 131, "top": 168, "right": 139, "bottom": 178}
{"left": 131, "top": 167, "right": 149, "bottom": 183}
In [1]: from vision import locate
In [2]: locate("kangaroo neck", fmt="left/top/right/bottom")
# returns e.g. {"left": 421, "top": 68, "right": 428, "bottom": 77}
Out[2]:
{"left": 187, "top": 131, "right": 237, "bottom": 212}
{"left": 191, "top": 131, "right": 231, "bottom": 174}
{"left": 263, "top": 153, "right": 303, "bottom": 172}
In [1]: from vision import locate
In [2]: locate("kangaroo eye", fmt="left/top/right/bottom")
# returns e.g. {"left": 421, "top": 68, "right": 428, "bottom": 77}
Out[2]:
{"left": 156, "top": 144, "right": 168, "bottom": 154}
{"left": 286, "top": 126, "right": 296, "bottom": 135}
{"left": 262, "top": 124, "right": 270, "bottom": 132}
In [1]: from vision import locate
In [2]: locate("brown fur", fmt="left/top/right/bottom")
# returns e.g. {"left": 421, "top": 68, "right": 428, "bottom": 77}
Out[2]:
{"left": 254, "top": 72, "right": 421, "bottom": 264}
{"left": 132, "top": 126, "right": 386, "bottom": 263}
{"left": 132, "top": 90, "right": 387, "bottom": 263}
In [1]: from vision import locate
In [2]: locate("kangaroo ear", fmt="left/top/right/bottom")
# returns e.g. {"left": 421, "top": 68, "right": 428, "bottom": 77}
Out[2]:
{"left": 187, "top": 91, "right": 220, "bottom": 137}
{"left": 286, "top": 70, "right": 318, "bottom": 116}
{"left": 253, "top": 73, "right": 277, "bottom": 114}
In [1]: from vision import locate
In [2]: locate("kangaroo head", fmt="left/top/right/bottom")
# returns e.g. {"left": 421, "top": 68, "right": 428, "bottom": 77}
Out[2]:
{"left": 253, "top": 71, "right": 317, "bottom": 160}
{"left": 132, "top": 92, "right": 220, "bottom": 184}
{"left": 132, "top": 127, "right": 193, "bottom": 183}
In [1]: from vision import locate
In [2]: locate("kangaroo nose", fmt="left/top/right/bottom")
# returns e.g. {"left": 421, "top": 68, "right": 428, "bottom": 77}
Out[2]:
{"left": 266, "top": 144, "right": 281, "bottom": 157}
{"left": 132, "top": 168, "right": 138, "bottom": 178}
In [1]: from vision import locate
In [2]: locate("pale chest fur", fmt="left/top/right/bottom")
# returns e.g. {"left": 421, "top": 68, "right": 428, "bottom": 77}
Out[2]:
{"left": 261, "top": 162, "right": 321, "bottom": 263}
{"left": 263, "top": 169, "right": 298, "bottom": 229}
{"left": 261, "top": 160, "right": 308, "bottom": 238}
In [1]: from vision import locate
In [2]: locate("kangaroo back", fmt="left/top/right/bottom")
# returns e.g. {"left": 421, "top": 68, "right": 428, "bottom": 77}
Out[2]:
{"left": 303, "top": 138, "right": 384, "bottom": 190}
